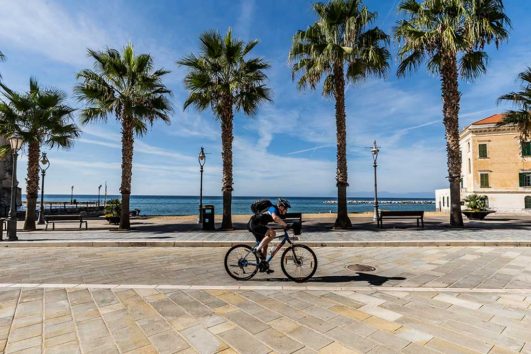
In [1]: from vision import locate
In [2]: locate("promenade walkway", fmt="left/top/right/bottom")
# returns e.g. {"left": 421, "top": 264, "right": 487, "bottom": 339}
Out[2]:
{"left": 1, "top": 215, "right": 530, "bottom": 353}
{"left": 3, "top": 214, "right": 531, "bottom": 247}
{"left": 0, "top": 246, "right": 530, "bottom": 353}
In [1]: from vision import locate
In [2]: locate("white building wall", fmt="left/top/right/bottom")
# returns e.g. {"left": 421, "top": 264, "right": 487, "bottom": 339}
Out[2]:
{"left": 462, "top": 192, "right": 531, "bottom": 213}
{"left": 435, "top": 188, "right": 451, "bottom": 211}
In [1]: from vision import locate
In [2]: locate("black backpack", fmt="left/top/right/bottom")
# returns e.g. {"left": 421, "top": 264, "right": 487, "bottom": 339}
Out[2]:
{"left": 250, "top": 199, "right": 273, "bottom": 214}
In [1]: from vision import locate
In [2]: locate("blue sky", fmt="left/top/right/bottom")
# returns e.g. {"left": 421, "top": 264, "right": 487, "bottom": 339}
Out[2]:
{"left": 0, "top": 0, "right": 530, "bottom": 198}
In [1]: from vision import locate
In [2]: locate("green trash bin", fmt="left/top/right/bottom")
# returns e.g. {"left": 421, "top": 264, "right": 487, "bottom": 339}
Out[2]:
{"left": 202, "top": 205, "right": 215, "bottom": 230}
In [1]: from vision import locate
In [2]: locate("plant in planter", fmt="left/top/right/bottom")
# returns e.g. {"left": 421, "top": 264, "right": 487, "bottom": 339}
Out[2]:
{"left": 104, "top": 199, "right": 121, "bottom": 224}
{"left": 462, "top": 194, "right": 495, "bottom": 220}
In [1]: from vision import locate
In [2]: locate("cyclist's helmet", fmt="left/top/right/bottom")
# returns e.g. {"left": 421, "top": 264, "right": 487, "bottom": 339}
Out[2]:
{"left": 277, "top": 198, "right": 291, "bottom": 209}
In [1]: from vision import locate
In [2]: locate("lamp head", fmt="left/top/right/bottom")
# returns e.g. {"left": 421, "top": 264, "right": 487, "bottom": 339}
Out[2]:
{"left": 40, "top": 152, "right": 50, "bottom": 171}
{"left": 371, "top": 140, "right": 380, "bottom": 156}
{"left": 9, "top": 133, "right": 23, "bottom": 152}
{"left": 198, "top": 147, "right": 206, "bottom": 167}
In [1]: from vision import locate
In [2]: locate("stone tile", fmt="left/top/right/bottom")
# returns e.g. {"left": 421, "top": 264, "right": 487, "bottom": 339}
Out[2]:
{"left": 5, "top": 335, "right": 42, "bottom": 353}
{"left": 111, "top": 325, "right": 151, "bottom": 353}
{"left": 425, "top": 337, "right": 481, "bottom": 354}
{"left": 255, "top": 328, "right": 304, "bottom": 353}
{"left": 149, "top": 330, "right": 190, "bottom": 353}
{"left": 181, "top": 324, "right": 228, "bottom": 353}
{"left": 45, "top": 341, "right": 81, "bottom": 354}
{"left": 44, "top": 331, "right": 78, "bottom": 347}
{"left": 326, "top": 326, "right": 377, "bottom": 352}
{"left": 224, "top": 310, "right": 269, "bottom": 334}
{"left": 288, "top": 326, "right": 334, "bottom": 351}
{"left": 217, "top": 327, "right": 271, "bottom": 354}
{"left": 318, "top": 341, "right": 360, "bottom": 353}
{"left": 76, "top": 317, "right": 110, "bottom": 342}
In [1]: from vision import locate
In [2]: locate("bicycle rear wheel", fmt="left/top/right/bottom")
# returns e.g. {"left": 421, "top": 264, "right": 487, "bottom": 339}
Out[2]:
{"left": 224, "top": 244, "right": 259, "bottom": 281}
{"left": 280, "top": 245, "right": 317, "bottom": 283}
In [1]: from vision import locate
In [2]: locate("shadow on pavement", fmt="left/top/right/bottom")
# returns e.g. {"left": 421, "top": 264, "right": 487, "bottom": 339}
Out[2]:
{"left": 261, "top": 272, "right": 406, "bottom": 286}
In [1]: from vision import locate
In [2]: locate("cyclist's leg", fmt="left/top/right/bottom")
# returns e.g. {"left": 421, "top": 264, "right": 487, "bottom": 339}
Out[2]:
{"left": 257, "top": 227, "right": 276, "bottom": 259}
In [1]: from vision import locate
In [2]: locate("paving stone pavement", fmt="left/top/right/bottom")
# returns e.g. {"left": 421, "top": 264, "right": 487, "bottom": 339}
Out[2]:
{"left": 0, "top": 246, "right": 531, "bottom": 353}
{"left": 6, "top": 215, "right": 531, "bottom": 244}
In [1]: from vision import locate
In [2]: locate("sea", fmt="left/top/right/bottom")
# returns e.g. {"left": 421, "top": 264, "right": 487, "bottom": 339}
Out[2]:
{"left": 28, "top": 195, "right": 436, "bottom": 216}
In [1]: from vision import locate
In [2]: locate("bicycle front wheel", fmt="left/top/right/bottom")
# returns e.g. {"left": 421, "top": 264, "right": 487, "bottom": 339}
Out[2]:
{"left": 224, "top": 244, "right": 259, "bottom": 281}
{"left": 281, "top": 245, "right": 317, "bottom": 283}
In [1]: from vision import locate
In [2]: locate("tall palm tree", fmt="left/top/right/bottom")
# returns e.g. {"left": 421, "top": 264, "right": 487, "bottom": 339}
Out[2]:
{"left": 395, "top": 0, "right": 510, "bottom": 227}
{"left": 178, "top": 29, "right": 271, "bottom": 230}
{"left": 76, "top": 44, "right": 172, "bottom": 229}
{"left": 0, "top": 78, "right": 79, "bottom": 230}
{"left": 498, "top": 67, "right": 531, "bottom": 140}
{"left": 289, "top": 0, "right": 389, "bottom": 228}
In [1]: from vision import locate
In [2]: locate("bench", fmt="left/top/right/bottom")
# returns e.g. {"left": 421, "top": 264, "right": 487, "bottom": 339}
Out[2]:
{"left": 45, "top": 214, "right": 88, "bottom": 230}
{"left": 377, "top": 210, "right": 424, "bottom": 228}
{"left": 281, "top": 212, "right": 302, "bottom": 224}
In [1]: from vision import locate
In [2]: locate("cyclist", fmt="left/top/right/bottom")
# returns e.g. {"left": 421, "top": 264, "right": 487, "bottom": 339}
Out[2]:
{"left": 248, "top": 198, "right": 291, "bottom": 273}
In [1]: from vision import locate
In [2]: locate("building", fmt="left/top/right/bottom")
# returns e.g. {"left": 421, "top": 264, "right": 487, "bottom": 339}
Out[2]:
{"left": 436, "top": 114, "right": 531, "bottom": 213}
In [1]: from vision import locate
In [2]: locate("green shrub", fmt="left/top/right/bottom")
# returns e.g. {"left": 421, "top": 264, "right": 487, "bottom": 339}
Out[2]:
{"left": 104, "top": 199, "right": 121, "bottom": 218}
{"left": 464, "top": 194, "right": 489, "bottom": 211}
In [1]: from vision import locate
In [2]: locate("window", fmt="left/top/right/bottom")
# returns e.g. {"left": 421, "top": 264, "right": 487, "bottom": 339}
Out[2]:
{"left": 525, "top": 196, "right": 531, "bottom": 209}
{"left": 519, "top": 172, "right": 531, "bottom": 187}
{"left": 480, "top": 173, "right": 490, "bottom": 188}
{"left": 478, "top": 144, "right": 488, "bottom": 158}
{"left": 522, "top": 142, "right": 531, "bottom": 156}
{"left": 467, "top": 142, "right": 470, "bottom": 152}
{"left": 468, "top": 158, "right": 471, "bottom": 173}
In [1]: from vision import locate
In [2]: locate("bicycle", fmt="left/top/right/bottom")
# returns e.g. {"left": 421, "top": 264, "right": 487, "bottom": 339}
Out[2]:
{"left": 224, "top": 228, "right": 318, "bottom": 283}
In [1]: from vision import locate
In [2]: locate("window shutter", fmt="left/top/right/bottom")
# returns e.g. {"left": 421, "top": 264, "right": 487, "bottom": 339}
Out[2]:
{"left": 480, "top": 173, "right": 489, "bottom": 188}
{"left": 522, "top": 142, "right": 531, "bottom": 156}
{"left": 479, "top": 144, "right": 487, "bottom": 158}
{"left": 520, "top": 173, "right": 526, "bottom": 187}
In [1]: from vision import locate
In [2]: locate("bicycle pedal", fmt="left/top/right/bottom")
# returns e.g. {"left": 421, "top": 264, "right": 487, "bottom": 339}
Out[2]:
{"left": 266, "top": 269, "right": 275, "bottom": 274}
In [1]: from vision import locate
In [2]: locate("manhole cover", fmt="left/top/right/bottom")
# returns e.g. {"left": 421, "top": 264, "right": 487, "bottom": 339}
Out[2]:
{"left": 346, "top": 264, "right": 376, "bottom": 272}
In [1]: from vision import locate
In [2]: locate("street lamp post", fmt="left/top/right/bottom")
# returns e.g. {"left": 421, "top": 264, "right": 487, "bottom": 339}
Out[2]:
{"left": 37, "top": 152, "right": 50, "bottom": 224}
{"left": 7, "top": 134, "right": 24, "bottom": 241}
{"left": 98, "top": 185, "right": 102, "bottom": 206}
{"left": 198, "top": 147, "right": 206, "bottom": 224}
{"left": 70, "top": 185, "right": 74, "bottom": 204}
{"left": 371, "top": 140, "right": 380, "bottom": 221}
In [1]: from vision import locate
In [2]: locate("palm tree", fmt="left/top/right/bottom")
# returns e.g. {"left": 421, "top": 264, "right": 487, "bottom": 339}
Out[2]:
{"left": 0, "top": 78, "right": 79, "bottom": 230}
{"left": 75, "top": 44, "right": 172, "bottom": 229}
{"left": 178, "top": 29, "right": 271, "bottom": 230}
{"left": 498, "top": 67, "right": 531, "bottom": 140}
{"left": 289, "top": 0, "right": 390, "bottom": 228}
{"left": 395, "top": 0, "right": 510, "bottom": 227}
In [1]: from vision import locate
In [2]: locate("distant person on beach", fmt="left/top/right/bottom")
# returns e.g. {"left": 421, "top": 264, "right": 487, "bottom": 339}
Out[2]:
{"left": 248, "top": 198, "right": 291, "bottom": 273}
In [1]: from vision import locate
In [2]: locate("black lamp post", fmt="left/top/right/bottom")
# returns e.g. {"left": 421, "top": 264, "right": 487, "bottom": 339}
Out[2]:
{"left": 7, "top": 134, "right": 24, "bottom": 241}
{"left": 198, "top": 147, "right": 206, "bottom": 224}
{"left": 98, "top": 185, "right": 102, "bottom": 206}
{"left": 37, "top": 152, "right": 50, "bottom": 224}
{"left": 371, "top": 140, "right": 380, "bottom": 221}
{"left": 70, "top": 185, "right": 74, "bottom": 204}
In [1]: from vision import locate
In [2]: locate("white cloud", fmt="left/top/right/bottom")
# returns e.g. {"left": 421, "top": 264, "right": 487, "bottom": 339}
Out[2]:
{"left": 235, "top": 0, "right": 255, "bottom": 40}
{"left": 0, "top": 0, "right": 114, "bottom": 65}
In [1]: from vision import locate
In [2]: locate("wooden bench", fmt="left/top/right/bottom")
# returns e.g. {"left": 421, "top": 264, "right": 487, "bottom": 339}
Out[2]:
{"left": 281, "top": 212, "right": 302, "bottom": 224}
{"left": 377, "top": 210, "right": 424, "bottom": 228}
{"left": 45, "top": 214, "right": 88, "bottom": 230}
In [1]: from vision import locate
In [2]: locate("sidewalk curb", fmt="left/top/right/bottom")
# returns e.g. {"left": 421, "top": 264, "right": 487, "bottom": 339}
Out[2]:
{"left": 2, "top": 240, "right": 531, "bottom": 247}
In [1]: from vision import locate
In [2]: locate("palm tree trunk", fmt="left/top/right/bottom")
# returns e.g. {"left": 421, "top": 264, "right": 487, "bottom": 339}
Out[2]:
{"left": 220, "top": 102, "right": 234, "bottom": 230}
{"left": 120, "top": 118, "right": 134, "bottom": 229}
{"left": 333, "top": 62, "right": 352, "bottom": 229}
{"left": 23, "top": 141, "right": 40, "bottom": 231}
{"left": 441, "top": 53, "right": 464, "bottom": 227}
